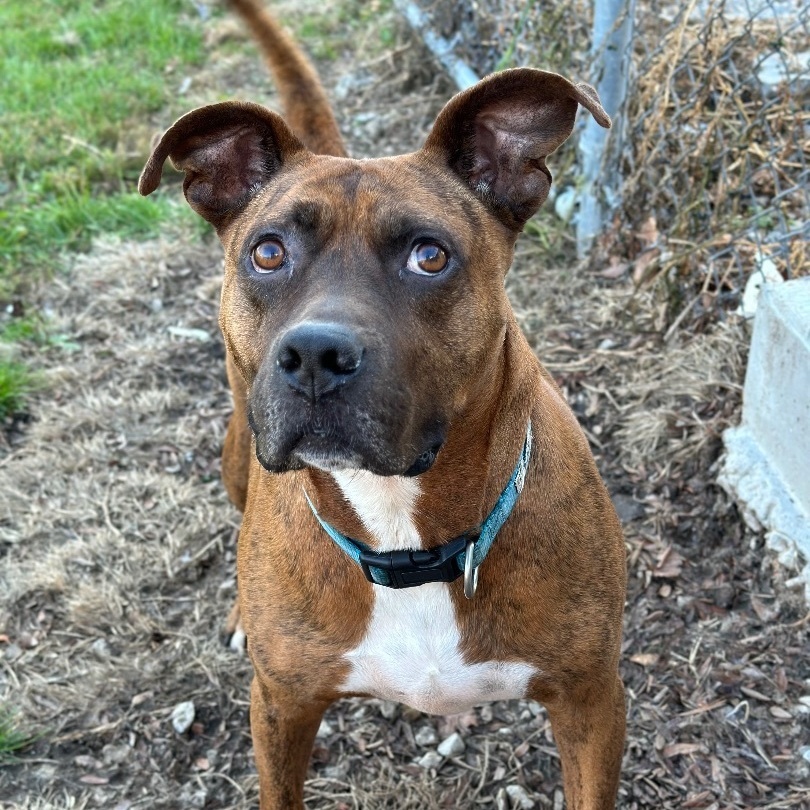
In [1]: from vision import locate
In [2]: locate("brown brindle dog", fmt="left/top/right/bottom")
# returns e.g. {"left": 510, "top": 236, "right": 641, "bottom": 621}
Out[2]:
{"left": 139, "top": 0, "right": 626, "bottom": 807}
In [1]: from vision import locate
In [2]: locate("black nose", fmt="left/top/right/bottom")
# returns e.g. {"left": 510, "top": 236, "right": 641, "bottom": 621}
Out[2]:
{"left": 277, "top": 322, "right": 364, "bottom": 401}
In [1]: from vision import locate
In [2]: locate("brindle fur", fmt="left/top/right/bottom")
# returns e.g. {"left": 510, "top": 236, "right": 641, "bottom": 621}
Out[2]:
{"left": 140, "top": 1, "right": 626, "bottom": 807}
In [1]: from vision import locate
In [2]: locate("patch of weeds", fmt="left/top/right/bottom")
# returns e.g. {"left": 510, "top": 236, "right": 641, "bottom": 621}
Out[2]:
{"left": 0, "top": 361, "right": 35, "bottom": 420}
{"left": 293, "top": 0, "right": 396, "bottom": 61}
{"left": 1, "top": 313, "right": 81, "bottom": 353}
{"left": 295, "top": 15, "right": 340, "bottom": 61}
{"left": 522, "top": 208, "right": 576, "bottom": 263}
{"left": 495, "top": 0, "right": 538, "bottom": 71}
{"left": 0, "top": 707, "right": 34, "bottom": 762}
{"left": 0, "top": 316, "right": 40, "bottom": 345}
{"left": 0, "top": 186, "right": 194, "bottom": 271}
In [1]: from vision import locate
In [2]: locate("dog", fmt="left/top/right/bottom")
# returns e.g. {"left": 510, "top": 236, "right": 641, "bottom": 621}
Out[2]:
{"left": 139, "top": 0, "right": 626, "bottom": 806}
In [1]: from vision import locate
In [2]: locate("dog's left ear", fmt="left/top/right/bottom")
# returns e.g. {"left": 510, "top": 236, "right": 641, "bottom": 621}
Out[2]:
{"left": 421, "top": 68, "right": 610, "bottom": 230}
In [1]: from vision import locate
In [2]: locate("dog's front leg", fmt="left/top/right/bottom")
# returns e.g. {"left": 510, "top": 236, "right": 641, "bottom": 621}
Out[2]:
{"left": 250, "top": 676, "right": 329, "bottom": 809}
{"left": 538, "top": 673, "right": 625, "bottom": 809}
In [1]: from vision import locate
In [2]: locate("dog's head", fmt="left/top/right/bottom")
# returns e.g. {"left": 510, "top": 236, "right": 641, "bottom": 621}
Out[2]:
{"left": 140, "top": 69, "right": 608, "bottom": 476}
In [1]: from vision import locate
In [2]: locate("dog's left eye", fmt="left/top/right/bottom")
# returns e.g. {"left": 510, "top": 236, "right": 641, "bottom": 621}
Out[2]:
{"left": 252, "top": 239, "right": 286, "bottom": 273}
{"left": 407, "top": 242, "right": 448, "bottom": 275}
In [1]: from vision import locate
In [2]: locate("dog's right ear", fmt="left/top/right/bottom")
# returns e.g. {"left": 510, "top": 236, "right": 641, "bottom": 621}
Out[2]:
{"left": 138, "top": 101, "right": 306, "bottom": 228}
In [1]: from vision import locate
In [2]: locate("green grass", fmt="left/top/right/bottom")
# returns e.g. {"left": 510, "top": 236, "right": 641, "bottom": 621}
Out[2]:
{"left": 0, "top": 707, "right": 34, "bottom": 761}
{"left": 0, "top": 0, "right": 209, "bottom": 417}
{"left": 0, "top": 361, "right": 37, "bottom": 420}
{"left": 0, "top": 0, "right": 207, "bottom": 289}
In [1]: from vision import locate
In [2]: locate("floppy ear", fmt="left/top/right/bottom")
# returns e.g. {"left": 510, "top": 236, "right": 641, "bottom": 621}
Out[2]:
{"left": 421, "top": 68, "right": 611, "bottom": 230}
{"left": 138, "top": 101, "right": 306, "bottom": 228}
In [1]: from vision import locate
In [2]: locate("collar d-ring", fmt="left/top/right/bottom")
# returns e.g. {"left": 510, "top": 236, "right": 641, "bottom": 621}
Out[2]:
{"left": 464, "top": 538, "right": 479, "bottom": 599}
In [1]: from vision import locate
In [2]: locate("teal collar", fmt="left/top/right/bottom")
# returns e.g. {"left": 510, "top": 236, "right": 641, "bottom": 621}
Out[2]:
{"left": 304, "top": 421, "right": 532, "bottom": 598}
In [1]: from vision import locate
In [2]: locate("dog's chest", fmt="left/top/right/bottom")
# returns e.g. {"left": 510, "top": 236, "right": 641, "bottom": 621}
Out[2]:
{"left": 332, "top": 472, "right": 536, "bottom": 715}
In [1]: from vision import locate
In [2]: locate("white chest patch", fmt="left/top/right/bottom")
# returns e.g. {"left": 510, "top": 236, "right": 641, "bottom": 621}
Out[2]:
{"left": 332, "top": 470, "right": 537, "bottom": 715}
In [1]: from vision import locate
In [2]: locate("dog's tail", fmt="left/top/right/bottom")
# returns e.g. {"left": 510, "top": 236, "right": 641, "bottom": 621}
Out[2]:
{"left": 229, "top": 0, "right": 347, "bottom": 157}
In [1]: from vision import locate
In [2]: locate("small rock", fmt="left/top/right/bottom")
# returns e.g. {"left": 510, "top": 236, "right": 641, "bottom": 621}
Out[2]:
{"left": 377, "top": 700, "right": 398, "bottom": 720}
{"left": 3, "top": 643, "right": 22, "bottom": 662}
{"left": 611, "top": 493, "right": 645, "bottom": 524}
{"left": 35, "top": 764, "right": 57, "bottom": 782}
{"left": 171, "top": 701, "right": 196, "bottom": 735}
{"left": 417, "top": 750, "right": 444, "bottom": 770}
{"left": 800, "top": 745, "right": 810, "bottom": 763}
{"left": 495, "top": 788, "right": 509, "bottom": 810}
{"left": 74, "top": 754, "right": 103, "bottom": 769}
{"left": 526, "top": 701, "right": 542, "bottom": 717}
{"left": 316, "top": 719, "right": 334, "bottom": 739}
{"left": 414, "top": 725, "right": 438, "bottom": 747}
{"left": 178, "top": 783, "right": 207, "bottom": 808}
{"left": 17, "top": 632, "right": 38, "bottom": 649}
{"left": 167, "top": 325, "right": 211, "bottom": 342}
{"left": 437, "top": 732, "right": 465, "bottom": 757}
{"left": 506, "top": 784, "right": 536, "bottom": 809}
{"left": 101, "top": 743, "right": 130, "bottom": 766}
{"left": 554, "top": 187, "right": 577, "bottom": 223}
{"left": 553, "top": 788, "right": 564, "bottom": 810}
{"left": 90, "top": 638, "right": 111, "bottom": 659}
{"left": 321, "top": 762, "right": 349, "bottom": 780}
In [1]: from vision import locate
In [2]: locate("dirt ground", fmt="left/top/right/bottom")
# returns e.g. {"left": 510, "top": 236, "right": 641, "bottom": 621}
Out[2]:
{"left": 1, "top": 4, "right": 809, "bottom": 809}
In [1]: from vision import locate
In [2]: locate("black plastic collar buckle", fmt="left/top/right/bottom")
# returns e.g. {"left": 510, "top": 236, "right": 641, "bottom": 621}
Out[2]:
{"left": 359, "top": 536, "right": 469, "bottom": 589}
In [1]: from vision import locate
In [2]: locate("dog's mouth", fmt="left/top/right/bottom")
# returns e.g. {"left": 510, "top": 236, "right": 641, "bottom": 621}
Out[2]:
{"left": 291, "top": 433, "right": 443, "bottom": 477}
{"left": 402, "top": 442, "right": 442, "bottom": 476}
{"left": 249, "top": 409, "right": 445, "bottom": 477}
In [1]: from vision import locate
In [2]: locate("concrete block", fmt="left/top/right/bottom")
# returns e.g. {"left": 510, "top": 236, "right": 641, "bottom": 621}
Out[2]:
{"left": 719, "top": 278, "right": 810, "bottom": 600}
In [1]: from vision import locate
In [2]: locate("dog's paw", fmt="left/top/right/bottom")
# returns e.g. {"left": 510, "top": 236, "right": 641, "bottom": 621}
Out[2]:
{"left": 226, "top": 622, "right": 247, "bottom": 654}
{"left": 222, "top": 599, "right": 246, "bottom": 654}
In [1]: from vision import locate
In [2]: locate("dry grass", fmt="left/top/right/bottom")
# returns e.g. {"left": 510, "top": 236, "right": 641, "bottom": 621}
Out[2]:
{"left": 616, "top": 0, "right": 809, "bottom": 328}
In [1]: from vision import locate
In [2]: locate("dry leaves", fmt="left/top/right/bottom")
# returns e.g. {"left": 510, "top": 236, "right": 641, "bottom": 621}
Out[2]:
{"left": 653, "top": 546, "right": 685, "bottom": 580}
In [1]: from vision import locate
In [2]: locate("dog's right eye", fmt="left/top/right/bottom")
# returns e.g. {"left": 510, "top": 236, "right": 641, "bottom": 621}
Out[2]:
{"left": 252, "top": 239, "right": 286, "bottom": 273}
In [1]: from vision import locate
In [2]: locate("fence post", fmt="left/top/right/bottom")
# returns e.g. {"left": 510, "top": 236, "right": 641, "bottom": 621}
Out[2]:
{"left": 576, "top": 0, "right": 636, "bottom": 258}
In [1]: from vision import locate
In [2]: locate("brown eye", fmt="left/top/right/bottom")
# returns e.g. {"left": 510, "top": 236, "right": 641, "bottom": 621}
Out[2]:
{"left": 407, "top": 242, "right": 448, "bottom": 275}
{"left": 252, "top": 239, "right": 286, "bottom": 273}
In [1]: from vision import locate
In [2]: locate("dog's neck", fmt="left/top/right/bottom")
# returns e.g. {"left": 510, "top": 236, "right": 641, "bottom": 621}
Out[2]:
{"left": 303, "top": 321, "right": 535, "bottom": 551}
